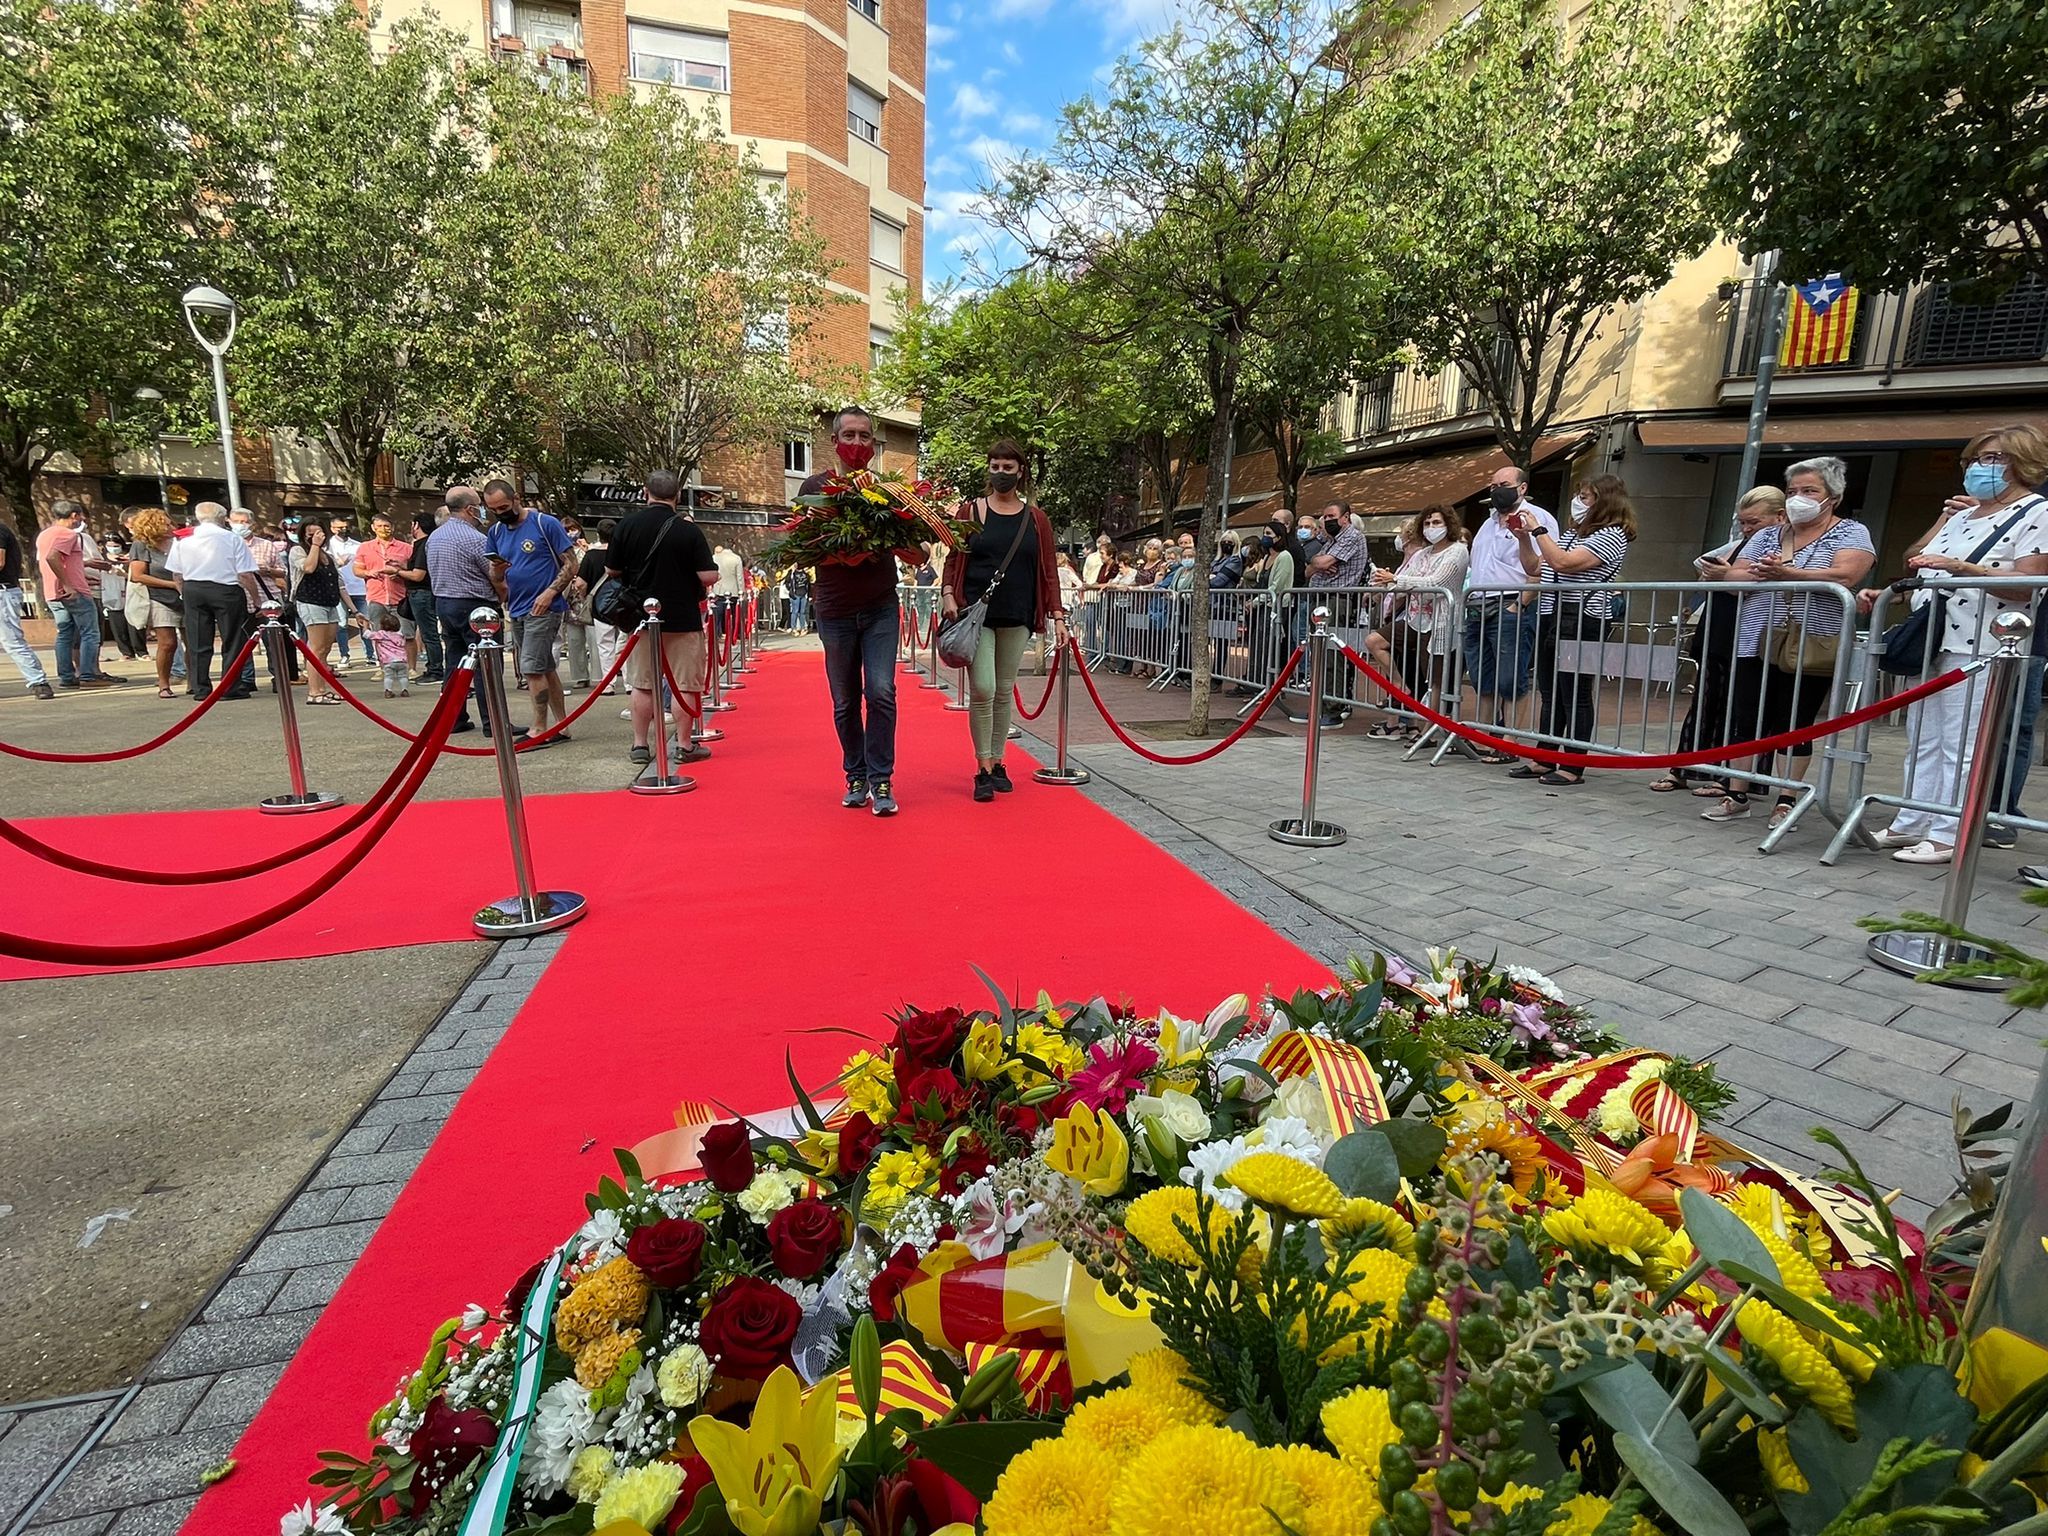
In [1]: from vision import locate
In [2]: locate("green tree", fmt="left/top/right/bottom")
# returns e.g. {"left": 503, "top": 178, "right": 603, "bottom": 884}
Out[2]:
{"left": 1378, "top": 0, "right": 1732, "bottom": 469}
{"left": 1714, "top": 0, "right": 2048, "bottom": 292}
{"left": 0, "top": 0, "right": 195, "bottom": 529}
{"left": 992, "top": 0, "right": 1396, "bottom": 730}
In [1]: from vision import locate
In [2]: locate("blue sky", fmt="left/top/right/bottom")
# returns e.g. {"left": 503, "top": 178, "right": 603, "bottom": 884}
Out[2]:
{"left": 921, "top": 0, "right": 1177, "bottom": 293}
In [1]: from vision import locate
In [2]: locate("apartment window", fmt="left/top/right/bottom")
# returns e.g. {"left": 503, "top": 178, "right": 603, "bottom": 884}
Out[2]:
{"left": 507, "top": 0, "right": 580, "bottom": 52}
{"left": 629, "top": 23, "right": 728, "bottom": 91}
{"left": 870, "top": 215, "right": 904, "bottom": 271}
{"left": 849, "top": 0, "right": 880, "bottom": 19}
{"left": 848, "top": 80, "right": 884, "bottom": 146}
{"left": 869, "top": 325, "right": 895, "bottom": 370}
{"left": 784, "top": 438, "right": 812, "bottom": 475}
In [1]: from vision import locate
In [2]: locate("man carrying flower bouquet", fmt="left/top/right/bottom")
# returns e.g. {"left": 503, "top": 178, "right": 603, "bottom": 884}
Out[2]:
{"left": 802, "top": 406, "right": 928, "bottom": 818}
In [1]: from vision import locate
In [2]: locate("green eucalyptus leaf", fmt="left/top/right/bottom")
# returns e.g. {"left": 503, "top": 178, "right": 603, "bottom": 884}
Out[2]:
{"left": 1579, "top": 1361, "right": 1698, "bottom": 1466}
{"left": 1611, "top": 1432, "right": 1748, "bottom": 1536}
{"left": 1324, "top": 1128, "right": 1402, "bottom": 1202}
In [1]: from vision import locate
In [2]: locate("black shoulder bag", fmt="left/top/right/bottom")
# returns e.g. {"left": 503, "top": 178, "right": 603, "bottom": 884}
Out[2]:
{"left": 1877, "top": 496, "right": 2043, "bottom": 675}
{"left": 936, "top": 504, "right": 1031, "bottom": 668}
{"left": 595, "top": 515, "right": 675, "bottom": 631}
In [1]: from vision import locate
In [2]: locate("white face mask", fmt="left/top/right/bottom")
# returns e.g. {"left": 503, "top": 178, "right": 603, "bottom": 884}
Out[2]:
{"left": 231, "top": 523, "right": 253, "bottom": 539}
{"left": 1423, "top": 523, "right": 1448, "bottom": 545}
{"left": 1568, "top": 497, "right": 1590, "bottom": 525}
{"left": 1785, "top": 494, "right": 1825, "bottom": 526}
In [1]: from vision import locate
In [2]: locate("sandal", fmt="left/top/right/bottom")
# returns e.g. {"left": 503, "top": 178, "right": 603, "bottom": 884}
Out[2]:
{"left": 1690, "top": 782, "right": 1731, "bottom": 798}
{"left": 1649, "top": 774, "right": 1682, "bottom": 793}
{"left": 1366, "top": 720, "right": 1402, "bottom": 739}
{"left": 305, "top": 694, "right": 341, "bottom": 706}
{"left": 156, "top": 687, "right": 175, "bottom": 699}
{"left": 1538, "top": 771, "right": 1586, "bottom": 787}
{"left": 1475, "top": 750, "right": 1517, "bottom": 765}
{"left": 1507, "top": 763, "right": 1544, "bottom": 779}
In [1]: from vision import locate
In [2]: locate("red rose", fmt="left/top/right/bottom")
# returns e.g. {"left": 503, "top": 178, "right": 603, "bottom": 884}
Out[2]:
{"left": 406, "top": 1396, "right": 498, "bottom": 1512}
{"left": 502, "top": 1256, "right": 547, "bottom": 1317}
{"left": 698, "top": 1121, "right": 755, "bottom": 1193}
{"left": 835, "top": 1111, "right": 884, "bottom": 1176}
{"left": 997, "top": 1100, "right": 1049, "bottom": 1149}
{"left": 766, "top": 1199, "right": 843, "bottom": 1280}
{"left": 895, "top": 1066, "right": 970, "bottom": 1124}
{"left": 868, "top": 1243, "right": 924, "bottom": 1323}
{"left": 893, "top": 1006, "right": 968, "bottom": 1071}
{"left": 624, "top": 1218, "right": 708, "bottom": 1288}
{"left": 937, "top": 1140, "right": 994, "bottom": 1197}
{"left": 905, "top": 1454, "right": 981, "bottom": 1527}
{"left": 665, "top": 1454, "right": 719, "bottom": 1534}
{"left": 699, "top": 1276, "right": 801, "bottom": 1380}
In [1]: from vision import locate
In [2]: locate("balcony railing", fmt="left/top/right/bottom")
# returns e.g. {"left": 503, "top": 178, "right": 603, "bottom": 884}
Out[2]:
{"left": 1722, "top": 273, "right": 2048, "bottom": 380}
{"left": 1336, "top": 342, "right": 1514, "bottom": 448}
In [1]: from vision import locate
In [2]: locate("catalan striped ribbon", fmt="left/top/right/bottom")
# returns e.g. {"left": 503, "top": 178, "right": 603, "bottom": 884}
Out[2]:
{"left": 862, "top": 472, "right": 960, "bottom": 548}
{"left": 963, "top": 1340, "right": 1073, "bottom": 1412}
{"left": 1629, "top": 1077, "right": 1701, "bottom": 1163}
{"left": 1258, "top": 1032, "right": 1391, "bottom": 1131}
{"left": 837, "top": 1339, "right": 954, "bottom": 1424}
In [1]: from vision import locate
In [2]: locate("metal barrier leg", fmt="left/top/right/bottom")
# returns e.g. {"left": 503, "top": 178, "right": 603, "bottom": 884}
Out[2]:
{"left": 468, "top": 608, "right": 588, "bottom": 937}
{"left": 631, "top": 603, "right": 694, "bottom": 796}
{"left": 257, "top": 603, "right": 342, "bottom": 815}
{"left": 1034, "top": 644, "right": 1091, "bottom": 786}
{"left": 1270, "top": 607, "right": 1346, "bottom": 847}
{"left": 946, "top": 662, "right": 970, "bottom": 712}
{"left": 1868, "top": 612, "right": 2032, "bottom": 985}
{"left": 704, "top": 606, "right": 735, "bottom": 712}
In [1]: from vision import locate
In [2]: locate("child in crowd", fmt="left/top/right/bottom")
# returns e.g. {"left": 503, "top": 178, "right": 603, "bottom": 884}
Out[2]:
{"left": 371, "top": 611, "right": 410, "bottom": 698}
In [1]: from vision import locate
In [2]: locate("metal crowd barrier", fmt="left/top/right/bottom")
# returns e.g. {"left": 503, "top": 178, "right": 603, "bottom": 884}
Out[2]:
{"left": 1820, "top": 573, "right": 2048, "bottom": 864}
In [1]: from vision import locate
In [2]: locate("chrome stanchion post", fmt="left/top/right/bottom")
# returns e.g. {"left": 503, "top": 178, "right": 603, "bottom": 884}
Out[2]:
{"left": 946, "top": 659, "right": 970, "bottom": 712}
{"left": 921, "top": 605, "right": 946, "bottom": 689}
{"left": 1034, "top": 640, "right": 1090, "bottom": 786}
{"left": 719, "top": 601, "right": 746, "bottom": 690}
{"left": 630, "top": 599, "right": 694, "bottom": 797}
{"left": 737, "top": 595, "right": 758, "bottom": 673}
{"left": 703, "top": 601, "right": 735, "bottom": 714}
{"left": 1270, "top": 605, "right": 1347, "bottom": 847}
{"left": 1868, "top": 610, "right": 2030, "bottom": 986}
{"left": 258, "top": 600, "right": 342, "bottom": 815}
{"left": 693, "top": 604, "right": 725, "bottom": 744}
{"left": 469, "top": 608, "right": 587, "bottom": 937}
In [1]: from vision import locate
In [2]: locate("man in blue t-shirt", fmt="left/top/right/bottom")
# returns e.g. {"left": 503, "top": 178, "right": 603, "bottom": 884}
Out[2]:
{"left": 483, "top": 478, "right": 581, "bottom": 744}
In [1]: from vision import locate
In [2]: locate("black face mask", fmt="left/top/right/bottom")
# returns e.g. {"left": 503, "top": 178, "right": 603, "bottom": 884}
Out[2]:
{"left": 492, "top": 507, "right": 519, "bottom": 524}
{"left": 1259, "top": 535, "right": 1276, "bottom": 549}
{"left": 1489, "top": 484, "right": 1520, "bottom": 513}
{"left": 1323, "top": 518, "right": 1342, "bottom": 536}
{"left": 987, "top": 470, "right": 1021, "bottom": 494}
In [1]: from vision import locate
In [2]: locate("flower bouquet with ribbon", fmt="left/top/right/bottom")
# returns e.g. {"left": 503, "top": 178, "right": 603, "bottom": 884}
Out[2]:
{"left": 761, "top": 469, "right": 976, "bottom": 571}
{"left": 285, "top": 955, "right": 2038, "bottom": 1536}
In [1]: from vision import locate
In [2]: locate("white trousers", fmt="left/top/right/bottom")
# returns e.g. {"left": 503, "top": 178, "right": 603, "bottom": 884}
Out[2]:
{"left": 1891, "top": 650, "right": 1991, "bottom": 845}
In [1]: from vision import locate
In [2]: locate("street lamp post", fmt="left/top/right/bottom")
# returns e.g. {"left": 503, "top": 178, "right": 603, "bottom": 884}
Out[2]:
{"left": 132, "top": 387, "right": 171, "bottom": 510}
{"left": 181, "top": 285, "right": 244, "bottom": 515}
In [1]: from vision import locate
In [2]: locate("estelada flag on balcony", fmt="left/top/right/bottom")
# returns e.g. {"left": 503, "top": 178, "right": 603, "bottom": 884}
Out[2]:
{"left": 1779, "top": 274, "right": 1861, "bottom": 367}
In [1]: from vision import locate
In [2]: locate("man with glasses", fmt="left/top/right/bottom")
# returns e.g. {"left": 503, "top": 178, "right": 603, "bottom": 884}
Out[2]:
{"left": 1463, "top": 466, "right": 1555, "bottom": 753}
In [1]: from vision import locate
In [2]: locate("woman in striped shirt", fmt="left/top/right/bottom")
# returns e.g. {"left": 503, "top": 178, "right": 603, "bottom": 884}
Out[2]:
{"left": 1506, "top": 475, "right": 1635, "bottom": 786}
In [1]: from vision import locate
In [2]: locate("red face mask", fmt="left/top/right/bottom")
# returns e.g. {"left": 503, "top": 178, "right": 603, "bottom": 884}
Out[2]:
{"left": 836, "top": 440, "right": 875, "bottom": 472}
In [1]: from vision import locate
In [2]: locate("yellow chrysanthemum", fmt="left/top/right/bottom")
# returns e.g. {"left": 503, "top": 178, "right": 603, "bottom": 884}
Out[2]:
{"left": 1107, "top": 1424, "right": 1306, "bottom": 1536}
{"left": 1753, "top": 1229, "right": 1829, "bottom": 1301}
{"left": 566, "top": 1444, "right": 613, "bottom": 1504}
{"left": 983, "top": 1434, "right": 1119, "bottom": 1536}
{"left": 838, "top": 1051, "right": 896, "bottom": 1120}
{"left": 1322, "top": 1198, "right": 1417, "bottom": 1259}
{"left": 1549, "top": 1492, "right": 1663, "bottom": 1536}
{"left": 1485, "top": 1484, "right": 1548, "bottom": 1518}
{"left": 1225, "top": 1152, "right": 1343, "bottom": 1219}
{"left": 863, "top": 1147, "right": 938, "bottom": 1222}
{"left": 1726, "top": 1185, "right": 1835, "bottom": 1269}
{"left": 1447, "top": 1118, "right": 1546, "bottom": 1195}
{"left": 1321, "top": 1386, "right": 1400, "bottom": 1472}
{"left": 1758, "top": 1427, "right": 1810, "bottom": 1494}
{"left": 1124, "top": 1349, "right": 1221, "bottom": 1426}
{"left": 591, "top": 1460, "right": 685, "bottom": 1532}
{"left": 1061, "top": 1388, "right": 1174, "bottom": 1464}
{"left": 1544, "top": 1187, "right": 1676, "bottom": 1279}
{"left": 1008, "top": 1022, "right": 1085, "bottom": 1084}
{"left": 1739, "top": 1301, "right": 1856, "bottom": 1430}
{"left": 554, "top": 1256, "right": 651, "bottom": 1354}
{"left": 1267, "top": 1444, "right": 1379, "bottom": 1536}
{"left": 574, "top": 1327, "right": 640, "bottom": 1390}
{"left": 1327, "top": 1247, "right": 1415, "bottom": 1360}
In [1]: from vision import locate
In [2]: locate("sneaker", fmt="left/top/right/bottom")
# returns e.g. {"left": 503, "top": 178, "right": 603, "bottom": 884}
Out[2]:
{"left": 1984, "top": 826, "right": 2019, "bottom": 850}
{"left": 842, "top": 778, "right": 871, "bottom": 809}
{"left": 57, "top": 679, "right": 80, "bottom": 689}
{"left": 620, "top": 708, "right": 633, "bottom": 720}
{"left": 83, "top": 673, "right": 130, "bottom": 686}
{"left": 1893, "top": 840, "right": 1954, "bottom": 864}
{"left": 2020, "top": 864, "right": 2048, "bottom": 889}
{"left": 973, "top": 770, "right": 995, "bottom": 802}
{"left": 629, "top": 744, "right": 653, "bottom": 765}
{"left": 1700, "top": 795, "right": 1750, "bottom": 822}
{"left": 1870, "top": 827, "right": 1922, "bottom": 849}
{"left": 871, "top": 779, "right": 899, "bottom": 816}
{"left": 1767, "top": 801, "right": 1795, "bottom": 830}
{"left": 398, "top": 689, "right": 410, "bottom": 699}
{"left": 674, "top": 742, "right": 712, "bottom": 765}
{"left": 30, "top": 682, "right": 54, "bottom": 700}
{"left": 383, "top": 688, "right": 395, "bottom": 699}
{"left": 989, "top": 764, "right": 1013, "bottom": 793}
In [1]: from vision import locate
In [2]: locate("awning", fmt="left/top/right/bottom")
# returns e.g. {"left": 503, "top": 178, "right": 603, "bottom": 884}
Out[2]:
{"left": 1635, "top": 411, "right": 2004, "bottom": 453}
{"left": 1227, "top": 433, "right": 1592, "bottom": 528}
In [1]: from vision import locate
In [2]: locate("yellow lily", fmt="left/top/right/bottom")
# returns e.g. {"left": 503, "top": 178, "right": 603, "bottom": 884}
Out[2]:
{"left": 687, "top": 1365, "right": 847, "bottom": 1536}
{"left": 1046, "top": 1102, "right": 1130, "bottom": 1196}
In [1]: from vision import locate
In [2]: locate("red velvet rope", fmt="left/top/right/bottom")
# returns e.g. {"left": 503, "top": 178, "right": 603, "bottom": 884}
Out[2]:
{"left": 660, "top": 651, "right": 705, "bottom": 720}
{"left": 1336, "top": 645, "right": 1971, "bottom": 770}
{"left": 0, "top": 666, "right": 470, "bottom": 884}
{"left": 0, "top": 634, "right": 262, "bottom": 763}
{"left": 1012, "top": 656, "right": 1060, "bottom": 720}
{"left": 294, "top": 630, "right": 641, "bottom": 756}
{"left": 0, "top": 667, "right": 467, "bottom": 965}
{"left": 1069, "top": 638, "right": 1306, "bottom": 765}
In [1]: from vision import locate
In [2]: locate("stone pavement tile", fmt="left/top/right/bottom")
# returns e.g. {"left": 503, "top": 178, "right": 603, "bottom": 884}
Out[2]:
{"left": 240, "top": 1219, "right": 382, "bottom": 1275}
{"left": 1540, "top": 965, "right": 1694, "bottom": 1022}
{"left": 23, "top": 1515, "right": 113, "bottom": 1535}
{"left": 1658, "top": 1004, "right": 1840, "bottom": 1069}
{"left": 1885, "top": 1007, "right": 2044, "bottom": 1068}
{"left": 1602, "top": 1012, "right": 1732, "bottom": 1061}
{"left": 186, "top": 1365, "right": 286, "bottom": 1434}
{"left": 2, "top": 1404, "right": 111, "bottom": 1529}
{"left": 304, "top": 1148, "right": 427, "bottom": 1191}
{"left": 1704, "top": 1044, "right": 1897, "bottom": 1129}
{"left": 107, "top": 1498, "right": 196, "bottom": 1536}
{"left": 357, "top": 1090, "right": 463, "bottom": 1128}
{"left": 1735, "top": 1099, "right": 1956, "bottom": 1208}
{"left": 199, "top": 1269, "right": 286, "bottom": 1324}
{"left": 100, "top": 1382, "right": 206, "bottom": 1447}
{"left": 150, "top": 1311, "right": 317, "bottom": 1380}
{"left": 1825, "top": 1048, "right": 2015, "bottom": 1119}
{"left": 1776, "top": 1004, "right": 1962, "bottom": 1074}
{"left": 268, "top": 1261, "right": 356, "bottom": 1315}
{"left": 379, "top": 1117, "right": 447, "bottom": 1154}
{"left": 335, "top": 1181, "right": 405, "bottom": 1223}
{"left": 1946, "top": 1053, "right": 2031, "bottom": 1097}
{"left": 33, "top": 1427, "right": 237, "bottom": 1523}
{"left": 1835, "top": 968, "right": 2011, "bottom": 1023}
{"left": 327, "top": 1123, "right": 393, "bottom": 1158}
{"left": 1632, "top": 966, "right": 1792, "bottom": 1023}
{"left": 1714, "top": 931, "right": 1868, "bottom": 983}
{"left": 1873, "top": 1100, "right": 1964, "bottom": 1157}
{"left": 271, "top": 1186, "right": 349, "bottom": 1233}
{"left": 422, "top": 1067, "right": 480, "bottom": 1095}
{"left": 1621, "top": 934, "right": 1764, "bottom": 984}
{"left": 1517, "top": 933, "right": 1670, "bottom": 983}
{"left": 1689, "top": 907, "right": 1829, "bottom": 946}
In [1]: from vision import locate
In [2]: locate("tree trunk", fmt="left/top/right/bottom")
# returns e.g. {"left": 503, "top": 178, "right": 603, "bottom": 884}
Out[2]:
{"left": 1189, "top": 334, "right": 1242, "bottom": 736}
{"left": 0, "top": 447, "right": 34, "bottom": 543}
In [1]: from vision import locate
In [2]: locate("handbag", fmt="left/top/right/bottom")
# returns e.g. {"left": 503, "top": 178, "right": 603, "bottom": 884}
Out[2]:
{"left": 1764, "top": 528, "right": 1846, "bottom": 676}
{"left": 1878, "top": 496, "right": 2043, "bottom": 675}
{"left": 595, "top": 516, "right": 674, "bottom": 631}
{"left": 123, "top": 576, "right": 153, "bottom": 629}
{"left": 936, "top": 504, "right": 1032, "bottom": 668}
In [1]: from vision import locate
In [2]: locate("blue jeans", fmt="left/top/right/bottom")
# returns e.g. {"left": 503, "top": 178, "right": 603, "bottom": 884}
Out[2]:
{"left": 1995, "top": 655, "right": 2046, "bottom": 816}
{"left": 408, "top": 586, "right": 444, "bottom": 676}
{"left": 436, "top": 597, "right": 499, "bottom": 730}
{"left": 52, "top": 593, "right": 100, "bottom": 686}
{"left": 1462, "top": 599, "right": 1537, "bottom": 709}
{"left": 787, "top": 594, "right": 811, "bottom": 630}
{"left": 819, "top": 601, "right": 899, "bottom": 782}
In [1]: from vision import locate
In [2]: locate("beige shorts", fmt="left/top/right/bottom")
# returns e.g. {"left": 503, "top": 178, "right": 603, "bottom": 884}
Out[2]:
{"left": 624, "top": 628, "right": 706, "bottom": 695}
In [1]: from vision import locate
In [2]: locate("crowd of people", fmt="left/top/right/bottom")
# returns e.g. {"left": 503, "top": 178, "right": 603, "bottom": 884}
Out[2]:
{"left": 5, "top": 418, "right": 2047, "bottom": 863}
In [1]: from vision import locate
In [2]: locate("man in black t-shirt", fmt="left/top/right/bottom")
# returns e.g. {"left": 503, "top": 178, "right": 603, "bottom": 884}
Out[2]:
{"left": 805, "top": 406, "right": 926, "bottom": 817}
{"left": 0, "top": 519, "right": 55, "bottom": 698}
{"left": 607, "top": 471, "right": 718, "bottom": 768}
{"left": 400, "top": 507, "right": 443, "bottom": 682}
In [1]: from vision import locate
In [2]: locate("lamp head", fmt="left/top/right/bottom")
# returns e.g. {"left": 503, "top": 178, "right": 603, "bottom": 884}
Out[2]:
{"left": 133, "top": 386, "right": 164, "bottom": 405}
{"left": 182, "top": 284, "right": 238, "bottom": 354}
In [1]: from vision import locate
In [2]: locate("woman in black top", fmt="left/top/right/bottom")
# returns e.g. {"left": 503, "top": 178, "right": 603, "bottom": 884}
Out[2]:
{"left": 942, "top": 439, "right": 1066, "bottom": 801}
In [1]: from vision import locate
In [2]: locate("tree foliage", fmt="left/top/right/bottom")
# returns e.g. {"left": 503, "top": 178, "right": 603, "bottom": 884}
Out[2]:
{"left": 1714, "top": 0, "right": 2048, "bottom": 293}
{"left": 1377, "top": 0, "right": 1733, "bottom": 469}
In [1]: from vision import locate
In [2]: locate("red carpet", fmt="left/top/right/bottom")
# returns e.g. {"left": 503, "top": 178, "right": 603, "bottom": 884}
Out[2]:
{"left": 80, "top": 651, "right": 1330, "bottom": 1536}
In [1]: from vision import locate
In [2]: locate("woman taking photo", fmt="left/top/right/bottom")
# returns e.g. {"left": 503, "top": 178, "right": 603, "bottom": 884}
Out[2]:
{"left": 125, "top": 508, "right": 183, "bottom": 699}
{"left": 1508, "top": 475, "right": 1635, "bottom": 785}
{"left": 1366, "top": 502, "right": 1470, "bottom": 739}
{"left": 942, "top": 440, "right": 1064, "bottom": 802}
{"left": 290, "top": 519, "right": 359, "bottom": 706}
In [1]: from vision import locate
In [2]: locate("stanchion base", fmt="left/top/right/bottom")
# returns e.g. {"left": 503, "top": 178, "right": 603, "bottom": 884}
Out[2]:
{"left": 630, "top": 773, "right": 696, "bottom": 796}
{"left": 705, "top": 699, "right": 736, "bottom": 713}
{"left": 260, "top": 790, "right": 344, "bottom": 816}
{"left": 1007, "top": 724, "right": 1023, "bottom": 740}
{"left": 943, "top": 698, "right": 969, "bottom": 712}
{"left": 473, "top": 890, "right": 587, "bottom": 937}
{"left": 1035, "top": 767, "right": 1092, "bottom": 786}
{"left": 722, "top": 678, "right": 746, "bottom": 691}
{"left": 694, "top": 726, "right": 725, "bottom": 743}
{"left": 1268, "top": 817, "right": 1348, "bottom": 848}
{"left": 920, "top": 678, "right": 947, "bottom": 690}
{"left": 1864, "top": 931, "right": 2011, "bottom": 989}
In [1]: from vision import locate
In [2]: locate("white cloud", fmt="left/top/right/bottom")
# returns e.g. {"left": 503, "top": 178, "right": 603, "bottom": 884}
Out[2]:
{"left": 928, "top": 152, "right": 964, "bottom": 179}
{"left": 989, "top": 0, "right": 1052, "bottom": 16}
{"left": 1102, "top": 0, "right": 1185, "bottom": 41}
{"left": 1003, "top": 110, "right": 1045, "bottom": 137}
{"left": 928, "top": 21, "right": 958, "bottom": 44}
{"left": 1001, "top": 39, "right": 1021, "bottom": 64}
{"left": 951, "top": 82, "right": 998, "bottom": 119}
{"left": 930, "top": 53, "right": 954, "bottom": 71}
